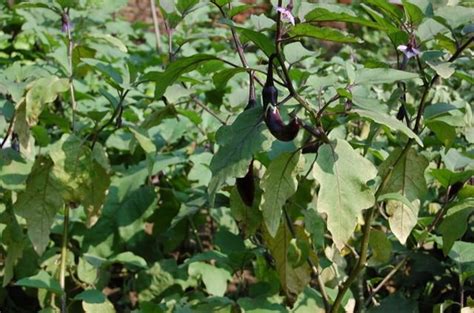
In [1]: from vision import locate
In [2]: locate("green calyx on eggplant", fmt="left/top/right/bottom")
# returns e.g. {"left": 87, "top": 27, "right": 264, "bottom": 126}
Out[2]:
{"left": 236, "top": 160, "right": 255, "bottom": 207}
{"left": 265, "top": 105, "right": 300, "bottom": 141}
{"left": 262, "top": 54, "right": 278, "bottom": 109}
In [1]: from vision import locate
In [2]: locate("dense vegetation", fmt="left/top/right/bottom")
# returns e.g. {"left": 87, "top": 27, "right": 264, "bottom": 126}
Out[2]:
{"left": 0, "top": 0, "right": 473, "bottom": 312}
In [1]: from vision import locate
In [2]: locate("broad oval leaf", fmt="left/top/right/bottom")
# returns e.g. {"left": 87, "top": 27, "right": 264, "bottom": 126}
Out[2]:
{"left": 313, "top": 139, "right": 377, "bottom": 250}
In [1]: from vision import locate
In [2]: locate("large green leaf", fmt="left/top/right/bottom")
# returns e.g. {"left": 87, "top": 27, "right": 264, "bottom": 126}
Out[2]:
{"left": 386, "top": 199, "right": 420, "bottom": 245}
{"left": 353, "top": 109, "right": 423, "bottom": 146}
{"left": 263, "top": 223, "right": 311, "bottom": 296}
{"left": 289, "top": 24, "right": 361, "bottom": 43}
{"left": 368, "top": 229, "right": 392, "bottom": 266}
{"left": 354, "top": 68, "right": 419, "bottom": 85}
{"left": 448, "top": 241, "right": 474, "bottom": 281}
{"left": 313, "top": 139, "right": 377, "bottom": 250}
{"left": 237, "top": 27, "right": 276, "bottom": 56}
{"left": 49, "top": 134, "right": 110, "bottom": 217}
{"left": 261, "top": 151, "right": 301, "bottom": 237}
{"left": 292, "top": 287, "right": 325, "bottom": 313}
{"left": 16, "top": 270, "right": 63, "bottom": 294}
{"left": 188, "top": 262, "right": 232, "bottom": 297}
{"left": 379, "top": 148, "right": 428, "bottom": 244}
{"left": 1, "top": 208, "right": 27, "bottom": 287}
{"left": 25, "top": 76, "right": 69, "bottom": 125}
{"left": 439, "top": 199, "right": 474, "bottom": 255}
{"left": 209, "top": 106, "right": 270, "bottom": 203}
{"left": 14, "top": 156, "right": 64, "bottom": 255}
{"left": 0, "top": 149, "right": 33, "bottom": 191}
{"left": 305, "top": 5, "right": 383, "bottom": 29}
{"left": 143, "top": 54, "right": 220, "bottom": 99}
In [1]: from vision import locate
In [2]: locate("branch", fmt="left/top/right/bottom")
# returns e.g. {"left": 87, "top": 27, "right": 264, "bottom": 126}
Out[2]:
{"left": 149, "top": 0, "right": 162, "bottom": 54}
{"left": 0, "top": 114, "right": 15, "bottom": 149}
{"left": 90, "top": 89, "right": 129, "bottom": 148}
{"left": 190, "top": 95, "right": 226, "bottom": 125}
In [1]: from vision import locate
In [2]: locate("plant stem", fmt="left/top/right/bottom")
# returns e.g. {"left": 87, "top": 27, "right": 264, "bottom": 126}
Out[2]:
{"left": 190, "top": 95, "right": 226, "bottom": 125}
{"left": 59, "top": 205, "right": 70, "bottom": 313}
{"left": 0, "top": 114, "right": 15, "bottom": 148}
{"left": 65, "top": 10, "right": 77, "bottom": 132}
{"left": 149, "top": 0, "right": 162, "bottom": 54}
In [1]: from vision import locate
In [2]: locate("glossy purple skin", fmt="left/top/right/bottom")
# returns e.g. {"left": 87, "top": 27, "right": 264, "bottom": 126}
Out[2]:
{"left": 265, "top": 106, "right": 300, "bottom": 141}
{"left": 262, "top": 85, "right": 278, "bottom": 109}
{"left": 236, "top": 161, "right": 255, "bottom": 207}
{"left": 396, "top": 105, "right": 406, "bottom": 121}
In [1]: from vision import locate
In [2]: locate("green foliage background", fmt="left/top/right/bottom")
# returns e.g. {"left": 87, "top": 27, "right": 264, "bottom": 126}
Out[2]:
{"left": 0, "top": 0, "right": 473, "bottom": 312}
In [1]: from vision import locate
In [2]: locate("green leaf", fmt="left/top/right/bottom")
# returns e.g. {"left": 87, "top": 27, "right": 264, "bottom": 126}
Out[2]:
{"left": 143, "top": 54, "right": 220, "bottom": 99}
{"left": 16, "top": 270, "right": 63, "bottom": 294}
{"left": 177, "top": 0, "right": 199, "bottom": 16}
{"left": 111, "top": 186, "right": 156, "bottom": 243}
{"left": 188, "top": 262, "right": 232, "bottom": 297}
{"left": 439, "top": 200, "right": 474, "bottom": 255}
{"left": 135, "top": 261, "right": 179, "bottom": 302}
{"left": 0, "top": 149, "right": 33, "bottom": 191}
{"left": 81, "top": 58, "right": 124, "bottom": 89}
{"left": 1, "top": 207, "right": 27, "bottom": 287}
{"left": 313, "top": 139, "right": 377, "bottom": 250}
{"left": 379, "top": 148, "right": 429, "bottom": 202}
{"left": 263, "top": 223, "right": 311, "bottom": 296}
{"left": 303, "top": 209, "right": 326, "bottom": 249}
{"left": 434, "top": 6, "right": 474, "bottom": 29}
{"left": 261, "top": 152, "right": 301, "bottom": 237}
{"left": 417, "top": 18, "right": 449, "bottom": 41}
{"left": 430, "top": 168, "right": 474, "bottom": 188}
{"left": 213, "top": 68, "right": 247, "bottom": 90}
{"left": 14, "top": 156, "right": 64, "bottom": 255}
{"left": 73, "top": 289, "right": 106, "bottom": 304}
{"left": 86, "top": 33, "right": 128, "bottom": 53}
{"left": 353, "top": 109, "right": 423, "bottom": 146}
{"left": 448, "top": 241, "right": 474, "bottom": 281}
{"left": 289, "top": 24, "right": 361, "bottom": 43}
{"left": 82, "top": 300, "right": 116, "bottom": 313}
{"left": 235, "top": 26, "right": 276, "bottom": 56}
{"left": 402, "top": 0, "right": 424, "bottom": 26}
{"left": 366, "top": 0, "right": 403, "bottom": 22}
{"left": 378, "top": 148, "right": 428, "bottom": 244}
{"left": 427, "top": 61, "right": 456, "bottom": 79}
{"left": 209, "top": 106, "right": 270, "bottom": 204}
{"left": 25, "top": 77, "right": 69, "bottom": 125}
{"left": 49, "top": 135, "right": 110, "bottom": 218}
{"left": 368, "top": 229, "right": 392, "bottom": 266}
{"left": 292, "top": 286, "right": 326, "bottom": 313}
{"left": 110, "top": 252, "right": 148, "bottom": 270}
{"left": 354, "top": 68, "right": 419, "bottom": 85}
{"left": 129, "top": 127, "right": 157, "bottom": 176}
{"left": 305, "top": 5, "right": 383, "bottom": 29}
